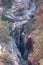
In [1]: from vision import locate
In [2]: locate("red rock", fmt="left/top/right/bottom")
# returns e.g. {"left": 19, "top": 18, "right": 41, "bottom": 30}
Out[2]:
{"left": 0, "top": 62, "right": 4, "bottom": 65}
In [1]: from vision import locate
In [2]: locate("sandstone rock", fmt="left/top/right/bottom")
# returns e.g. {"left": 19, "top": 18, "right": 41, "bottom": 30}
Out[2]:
{"left": 0, "top": 62, "right": 4, "bottom": 65}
